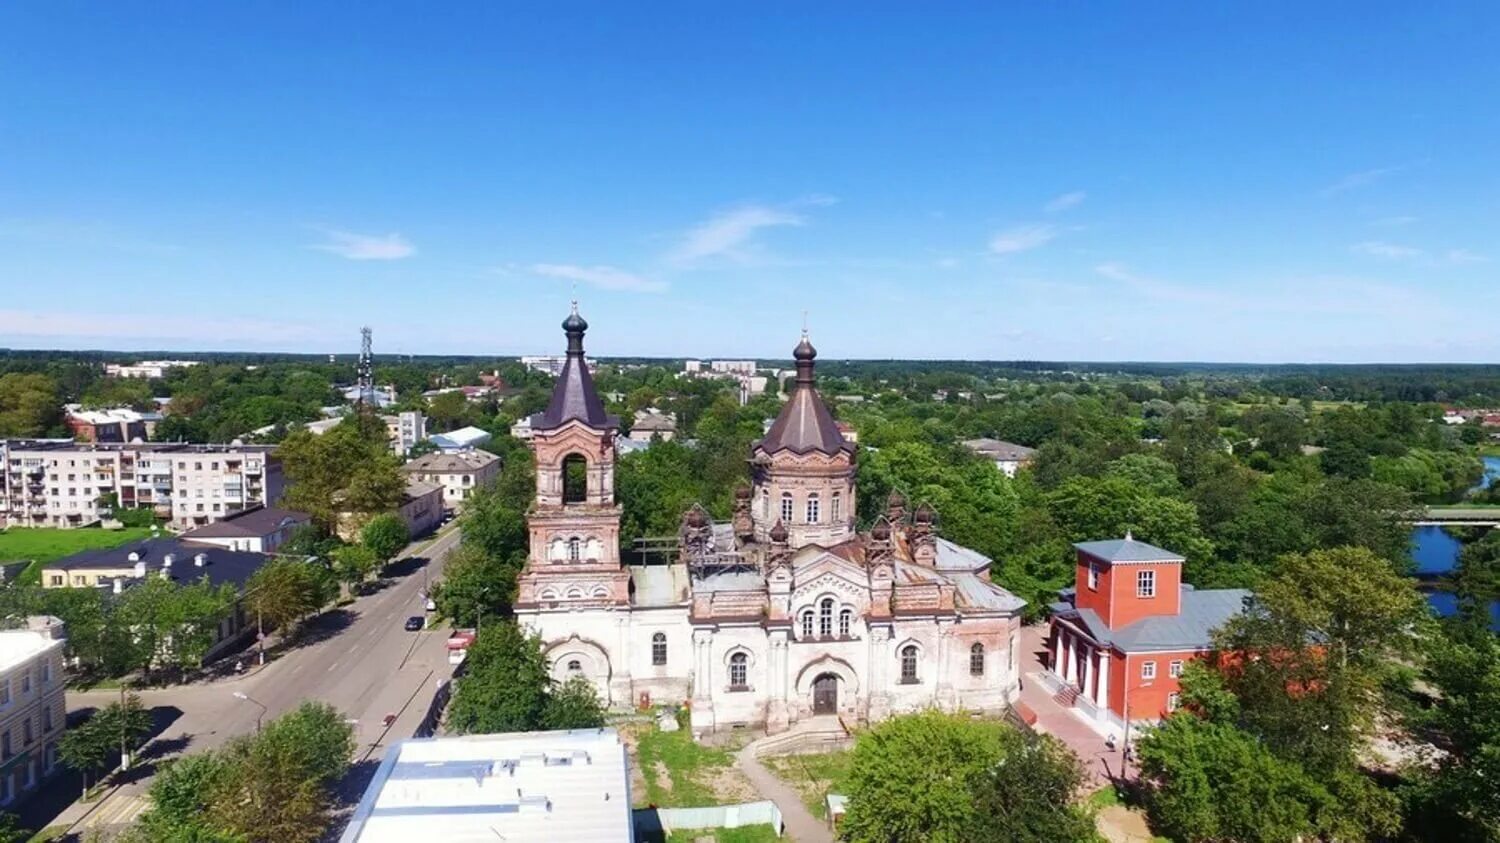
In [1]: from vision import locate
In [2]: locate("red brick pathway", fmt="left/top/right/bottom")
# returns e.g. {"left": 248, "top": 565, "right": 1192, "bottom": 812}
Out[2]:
{"left": 1017, "top": 623, "right": 1131, "bottom": 786}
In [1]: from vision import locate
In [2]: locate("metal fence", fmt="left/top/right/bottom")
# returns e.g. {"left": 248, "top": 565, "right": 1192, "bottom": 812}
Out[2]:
{"left": 633, "top": 800, "right": 783, "bottom": 841}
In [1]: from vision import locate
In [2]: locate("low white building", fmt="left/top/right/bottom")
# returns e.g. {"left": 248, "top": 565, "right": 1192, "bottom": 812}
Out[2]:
{"left": 340, "top": 729, "right": 633, "bottom": 843}
{"left": 0, "top": 619, "right": 67, "bottom": 808}
{"left": 961, "top": 438, "right": 1038, "bottom": 477}
{"left": 429, "top": 426, "right": 492, "bottom": 452}
{"left": 402, "top": 450, "right": 500, "bottom": 508}
{"left": 104, "top": 360, "right": 199, "bottom": 379}
{"left": 179, "top": 506, "right": 311, "bottom": 553}
{"left": 627, "top": 409, "right": 677, "bottom": 443}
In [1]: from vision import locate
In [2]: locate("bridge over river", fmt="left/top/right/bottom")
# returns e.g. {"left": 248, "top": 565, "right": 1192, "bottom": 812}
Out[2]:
{"left": 1415, "top": 507, "right": 1500, "bottom": 527}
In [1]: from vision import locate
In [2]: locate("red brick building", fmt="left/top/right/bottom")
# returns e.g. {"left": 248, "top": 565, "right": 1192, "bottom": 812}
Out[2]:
{"left": 1044, "top": 535, "right": 1248, "bottom": 737}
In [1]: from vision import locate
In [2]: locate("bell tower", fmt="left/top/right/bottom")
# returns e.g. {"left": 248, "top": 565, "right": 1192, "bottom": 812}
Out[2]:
{"left": 515, "top": 304, "right": 630, "bottom": 608}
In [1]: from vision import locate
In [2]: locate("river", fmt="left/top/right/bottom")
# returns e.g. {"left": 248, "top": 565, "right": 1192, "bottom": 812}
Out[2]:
{"left": 1411, "top": 490, "right": 1500, "bottom": 630}
{"left": 1469, "top": 454, "right": 1500, "bottom": 495}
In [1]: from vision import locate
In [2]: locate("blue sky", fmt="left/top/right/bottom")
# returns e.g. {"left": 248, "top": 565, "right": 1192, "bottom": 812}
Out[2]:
{"left": 1, "top": 4, "right": 1497, "bottom": 362}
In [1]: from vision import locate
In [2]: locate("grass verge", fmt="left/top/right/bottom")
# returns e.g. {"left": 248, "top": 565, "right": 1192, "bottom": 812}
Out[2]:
{"left": 665, "top": 825, "right": 780, "bottom": 843}
{"left": 629, "top": 717, "right": 739, "bottom": 808}
{"left": 760, "top": 749, "right": 854, "bottom": 820}
{"left": 0, "top": 526, "right": 155, "bottom": 584}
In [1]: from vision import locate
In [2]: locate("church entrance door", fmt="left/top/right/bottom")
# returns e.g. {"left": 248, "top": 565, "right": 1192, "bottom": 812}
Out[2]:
{"left": 812, "top": 673, "right": 838, "bottom": 715}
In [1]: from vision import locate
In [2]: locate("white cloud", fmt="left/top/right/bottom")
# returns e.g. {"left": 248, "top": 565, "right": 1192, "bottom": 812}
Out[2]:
{"left": 1044, "top": 191, "right": 1086, "bottom": 213}
{"left": 989, "top": 224, "right": 1056, "bottom": 255}
{"left": 531, "top": 263, "right": 667, "bottom": 293}
{"left": 311, "top": 230, "right": 415, "bottom": 260}
{"left": 1351, "top": 241, "right": 1421, "bottom": 259}
{"left": 1319, "top": 165, "right": 1401, "bottom": 197}
{"left": 668, "top": 204, "right": 806, "bottom": 265}
{"left": 1446, "top": 249, "right": 1488, "bottom": 265}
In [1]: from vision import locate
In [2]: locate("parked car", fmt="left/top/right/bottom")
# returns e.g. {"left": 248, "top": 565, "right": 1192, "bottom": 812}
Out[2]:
{"left": 404, "top": 616, "right": 425, "bottom": 632}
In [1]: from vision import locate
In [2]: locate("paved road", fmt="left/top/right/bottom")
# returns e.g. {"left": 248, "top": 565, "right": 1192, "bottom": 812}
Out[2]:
{"left": 60, "top": 526, "right": 466, "bottom": 835}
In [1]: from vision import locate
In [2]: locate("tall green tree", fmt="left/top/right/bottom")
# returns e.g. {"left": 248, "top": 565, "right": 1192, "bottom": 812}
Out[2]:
{"left": 361, "top": 512, "right": 410, "bottom": 565}
{"left": 542, "top": 675, "right": 607, "bottom": 730}
{"left": 446, "top": 621, "right": 552, "bottom": 734}
{"left": 276, "top": 409, "right": 404, "bottom": 531}
{"left": 0, "top": 372, "right": 63, "bottom": 437}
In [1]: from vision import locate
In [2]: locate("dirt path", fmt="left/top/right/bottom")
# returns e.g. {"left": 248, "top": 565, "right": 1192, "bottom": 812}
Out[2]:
{"left": 735, "top": 736, "right": 833, "bottom": 843}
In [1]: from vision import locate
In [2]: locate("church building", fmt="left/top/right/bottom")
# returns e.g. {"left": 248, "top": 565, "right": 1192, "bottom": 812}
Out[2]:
{"left": 514, "top": 306, "right": 1026, "bottom": 734}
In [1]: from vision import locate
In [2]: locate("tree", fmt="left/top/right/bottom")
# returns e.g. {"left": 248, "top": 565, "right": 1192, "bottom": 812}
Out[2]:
{"left": 1452, "top": 530, "right": 1500, "bottom": 635}
{"left": 276, "top": 410, "right": 404, "bottom": 531}
{"left": 542, "top": 676, "right": 607, "bottom": 730}
{"left": 60, "top": 716, "right": 116, "bottom": 796}
{"left": 94, "top": 693, "right": 155, "bottom": 770}
{"left": 0, "top": 372, "right": 62, "bottom": 437}
{"left": 967, "top": 730, "right": 1098, "bottom": 843}
{"left": 331, "top": 544, "right": 377, "bottom": 597}
{"left": 361, "top": 513, "right": 410, "bottom": 566}
{"left": 128, "top": 753, "right": 234, "bottom": 843}
{"left": 244, "top": 558, "right": 327, "bottom": 636}
{"left": 433, "top": 545, "right": 516, "bottom": 628}
{"left": 0, "top": 814, "right": 28, "bottom": 843}
{"left": 1212, "top": 546, "right": 1430, "bottom": 773}
{"left": 840, "top": 711, "right": 1009, "bottom": 843}
{"left": 1404, "top": 629, "right": 1500, "bottom": 842}
{"left": 447, "top": 621, "right": 552, "bottom": 734}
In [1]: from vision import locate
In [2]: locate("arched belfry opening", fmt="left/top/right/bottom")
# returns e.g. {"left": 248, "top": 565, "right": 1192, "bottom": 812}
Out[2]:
{"left": 562, "top": 453, "right": 588, "bottom": 504}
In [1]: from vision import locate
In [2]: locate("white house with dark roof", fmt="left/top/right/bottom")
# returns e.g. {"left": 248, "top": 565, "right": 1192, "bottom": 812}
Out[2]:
{"left": 401, "top": 450, "right": 500, "bottom": 508}
{"left": 1041, "top": 534, "right": 1249, "bottom": 737}
{"left": 179, "top": 506, "right": 311, "bottom": 553}
{"left": 961, "top": 438, "right": 1037, "bottom": 477}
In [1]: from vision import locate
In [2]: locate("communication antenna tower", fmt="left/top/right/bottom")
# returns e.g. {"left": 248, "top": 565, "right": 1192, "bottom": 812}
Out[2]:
{"left": 357, "top": 326, "right": 375, "bottom": 405}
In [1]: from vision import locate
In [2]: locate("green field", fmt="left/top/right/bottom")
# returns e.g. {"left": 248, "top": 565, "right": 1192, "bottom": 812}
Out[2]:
{"left": 0, "top": 527, "right": 155, "bottom": 584}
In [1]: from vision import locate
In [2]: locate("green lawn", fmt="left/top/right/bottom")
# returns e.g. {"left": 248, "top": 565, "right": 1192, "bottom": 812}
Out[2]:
{"left": 0, "top": 526, "right": 155, "bottom": 584}
{"left": 629, "top": 717, "right": 741, "bottom": 808}
{"left": 761, "top": 749, "right": 854, "bottom": 821}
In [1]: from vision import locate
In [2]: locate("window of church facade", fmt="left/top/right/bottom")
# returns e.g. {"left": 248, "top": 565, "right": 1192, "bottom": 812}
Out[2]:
{"left": 728, "top": 653, "right": 748, "bottom": 690}
{"left": 970, "top": 643, "right": 985, "bottom": 676}
{"left": 780, "top": 493, "right": 794, "bottom": 524}
{"left": 800, "top": 610, "right": 814, "bottom": 638}
{"left": 562, "top": 454, "right": 588, "bottom": 503}
{"left": 838, "top": 609, "right": 852, "bottom": 637}
{"left": 567, "top": 537, "right": 581, "bottom": 562}
{"left": 832, "top": 492, "right": 841, "bottom": 523}
{"left": 806, "top": 494, "right": 820, "bottom": 524}
{"left": 900, "top": 645, "right": 919, "bottom": 684}
{"left": 1137, "top": 569, "right": 1156, "bottom": 598}
{"left": 819, "top": 598, "right": 834, "bottom": 637}
{"left": 567, "top": 659, "right": 582, "bottom": 675}
{"left": 652, "top": 633, "right": 667, "bottom": 666}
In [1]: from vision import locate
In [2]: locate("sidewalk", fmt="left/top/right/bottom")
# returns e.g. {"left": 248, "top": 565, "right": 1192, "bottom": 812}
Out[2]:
{"left": 1016, "top": 624, "right": 1126, "bottom": 786}
{"left": 735, "top": 735, "right": 834, "bottom": 843}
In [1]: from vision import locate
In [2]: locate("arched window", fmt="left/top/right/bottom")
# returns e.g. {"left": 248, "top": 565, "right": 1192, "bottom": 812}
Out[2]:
{"left": 970, "top": 643, "right": 985, "bottom": 676}
{"left": 652, "top": 632, "right": 667, "bottom": 666}
{"left": 806, "top": 494, "right": 820, "bottom": 524}
{"left": 567, "top": 659, "right": 582, "bottom": 675}
{"left": 819, "top": 597, "right": 834, "bottom": 637}
{"left": 780, "top": 493, "right": 794, "bottom": 525}
{"left": 562, "top": 453, "right": 588, "bottom": 503}
{"left": 800, "top": 610, "right": 814, "bottom": 638}
{"left": 838, "top": 608, "right": 852, "bottom": 637}
{"left": 729, "top": 652, "right": 748, "bottom": 690}
{"left": 759, "top": 488, "right": 769, "bottom": 519}
{"left": 900, "top": 645, "right": 919, "bottom": 683}
{"left": 832, "top": 492, "right": 842, "bottom": 523}
{"left": 567, "top": 537, "right": 581, "bottom": 562}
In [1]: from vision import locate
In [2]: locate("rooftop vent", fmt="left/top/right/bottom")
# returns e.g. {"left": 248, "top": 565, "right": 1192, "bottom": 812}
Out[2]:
{"left": 162, "top": 553, "right": 174, "bottom": 568}
{"left": 133, "top": 560, "right": 146, "bottom": 578}
{"left": 126, "top": 551, "right": 140, "bottom": 562}
{"left": 194, "top": 553, "right": 207, "bottom": 567}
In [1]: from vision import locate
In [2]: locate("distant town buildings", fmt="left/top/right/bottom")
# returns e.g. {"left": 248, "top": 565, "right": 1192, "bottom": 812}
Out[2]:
{"left": 399, "top": 479, "right": 443, "bottom": 537}
{"left": 1443, "top": 407, "right": 1500, "bottom": 427}
{"left": 402, "top": 450, "right": 500, "bottom": 508}
{"left": 0, "top": 441, "right": 282, "bottom": 530}
{"left": 104, "top": 360, "right": 200, "bottom": 379}
{"left": 520, "top": 355, "right": 594, "bottom": 377}
{"left": 961, "top": 438, "right": 1038, "bottom": 477}
{"left": 627, "top": 408, "right": 678, "bottom": 443}
{"left": 681, "top": 359, "right": 769, "bottom": 406}
{"left": 65, "top": 405, "right": 164, "bottom": 443}
{"left": 0, "top": 618, "right": 68, "bottom": 808}
{"left": 1044, "top": 536, "right": 1249, "bottom": 734}
{"left": 340, "top": 384, "right": 398, "bottom": 408}
{"left": 340, "top": 729, "right": 634, "bottom": 843}
{"left": 509, "top": 416, "right": 534, "bottom": 441}
{"left": 386, "top": 411, "right": 427, "bottom": 457}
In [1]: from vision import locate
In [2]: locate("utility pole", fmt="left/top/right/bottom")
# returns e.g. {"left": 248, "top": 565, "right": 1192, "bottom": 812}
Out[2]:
{"left": 118, "top": 683, "right": 128, "bottom": 772}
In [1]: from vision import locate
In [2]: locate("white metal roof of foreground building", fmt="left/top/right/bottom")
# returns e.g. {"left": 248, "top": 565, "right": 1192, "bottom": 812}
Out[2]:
{"left": 339, "top": 728, "right": 634, "bottom": 843}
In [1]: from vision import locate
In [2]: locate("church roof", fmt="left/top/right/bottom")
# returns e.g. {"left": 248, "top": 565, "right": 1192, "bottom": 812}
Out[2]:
{"left": 757, "top": 332, "right": 853, "bottom": 456}
{"left": 1074, "top": 536, "right": 1185, "bottom": 563}
{"left": 531, "top": 304, "right": 618, "bottom": 432}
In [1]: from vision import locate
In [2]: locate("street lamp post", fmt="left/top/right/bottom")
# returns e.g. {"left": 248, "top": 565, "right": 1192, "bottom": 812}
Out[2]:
{"left": 1122, "top": 680, "right": 1153, "bottom": 772}
{"left": 232, "top": 691, "right": 267, "bottom": 734}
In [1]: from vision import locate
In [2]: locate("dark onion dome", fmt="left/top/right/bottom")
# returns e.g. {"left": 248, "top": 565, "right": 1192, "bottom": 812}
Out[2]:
{"left": 913, "top": 502, "right": 936, "bottom": 525}
{"left": 756, "top": 330, "right": 854, "bottom": 457}
{"left": 530, "top": 302, "right": 617, "bottom": 432}
{"left": 685, "top": 506, "right": 708, "bottom": 529}
{"left": 734, "top": 484, "right": 753, "bottom": 501}
{"left": 769, "top": 520, "right": 789, "bottom": 544}
{"left": 870, "top": 518, "right": 892, "bottom": 542}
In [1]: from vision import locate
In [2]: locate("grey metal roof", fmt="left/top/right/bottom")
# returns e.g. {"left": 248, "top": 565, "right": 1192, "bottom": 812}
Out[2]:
{"left": 180, "top": 506, "right": 310, "bottom": 539}
{"left": 934, "top": 537, "right": 990, "bottom": 571}
{"left": 45, "top": 537, "right": 274, "bottom": 592}
{"left": 1059, "top": 587, "right": 1249, "bottom": 652}
{"left": 962, "top": 438, "right": 1037, "bottom": 460}
{"left": 402, "top": 450, "right": 498, "bottom": 474}
{"left": 950, "top": 571, "right": 1027, "bottom": 613}
{"left": 1073, "top": 537, "right": 1185, "bottom": 563}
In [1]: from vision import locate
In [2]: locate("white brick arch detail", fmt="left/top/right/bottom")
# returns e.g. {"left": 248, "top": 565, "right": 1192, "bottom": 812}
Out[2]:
{"left": 544, "top": 634, "right": 613, "bottom": 704}
{"left": 793, "top": 654, "right": 861, "bottom": 698}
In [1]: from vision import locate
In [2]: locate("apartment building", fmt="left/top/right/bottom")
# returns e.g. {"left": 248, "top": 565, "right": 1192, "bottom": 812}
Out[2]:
{"left": 386, "top": 412, "right": 427, "bottom": 457}
{"left": 0, "top": 618, "right": 67, "bottom": 809}
{"left": 65, "top": 405, "right": 164, "bottom": 443}
{"left": 401, "top": 450, "right": 500, "bottom": 508}
{"left": 0, "top": 440, "right": 283, "bottom": 530}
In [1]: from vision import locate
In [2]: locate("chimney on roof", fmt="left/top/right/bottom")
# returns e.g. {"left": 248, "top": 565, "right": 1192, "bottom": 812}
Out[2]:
{"left": 127, "top": 551, "right": 140, "bottom": 562}
{"left": 113, "top": 577, "right": 124, "bottom": 595}
{"left": 194, "top": 553, "right": 207, "bottom": 568}
{"left": 133, "top": 560, "right": 146, "bottom": 578}
{"left": 162, "top": 553, "right": 174, "bottom": 569}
